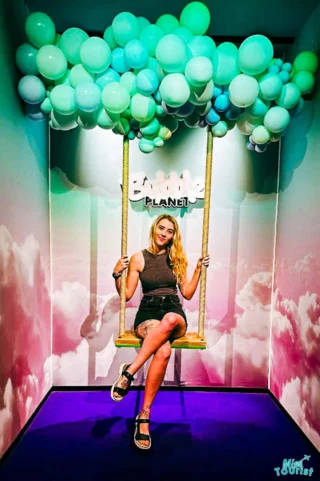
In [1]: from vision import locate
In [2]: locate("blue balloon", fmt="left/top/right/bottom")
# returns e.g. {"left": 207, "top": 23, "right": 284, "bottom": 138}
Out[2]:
{"left": 111, "top": 48, "right": 130, "bottom": 73}
{"left": 212, "top": 85, "right": 223, "bottom": 99}
{"left": 96, "top": 68, "right": 120, "bottom": 90}
{"left": 124, "top": 39, "right": 148, "bottom": 69}
{"left": 205, "top": 108, "right": 220, "bottom": 125}
{"left": 214, "top": 94, "right": 230, "bottom": 113}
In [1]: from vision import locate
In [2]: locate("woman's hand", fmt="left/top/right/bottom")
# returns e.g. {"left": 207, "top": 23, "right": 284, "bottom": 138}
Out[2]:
{"left": 197, "top": 254, "right": 210, "bottom": 270}
{"left": 113, "top": 255, "right": 129, "bottom": 276}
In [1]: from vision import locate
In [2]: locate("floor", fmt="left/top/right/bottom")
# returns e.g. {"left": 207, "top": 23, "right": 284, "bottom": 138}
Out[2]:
{"left": 0, "top": 390, "right": 319, "bottom": 481}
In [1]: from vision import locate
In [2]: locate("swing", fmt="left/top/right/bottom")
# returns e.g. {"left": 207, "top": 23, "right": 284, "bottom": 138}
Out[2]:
{"left": 114, "top": 127, "right": 213, "bottom": 350}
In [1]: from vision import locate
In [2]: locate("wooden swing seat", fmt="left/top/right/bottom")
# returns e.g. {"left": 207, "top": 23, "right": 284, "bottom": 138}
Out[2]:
{"left": 115, "top": 330, "right": 206, "bottom": 349}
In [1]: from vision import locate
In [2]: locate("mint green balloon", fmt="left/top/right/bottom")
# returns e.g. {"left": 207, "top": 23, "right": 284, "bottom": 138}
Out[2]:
{"left": 156, "top": 14, "right": 179, "bottom": 34}
{"left": 102, "top": 82, "right": 130, "bottom": 113}
{"left": 103, "top": 26, "right": 117, "bottom": 50}
{"left": 247, "top": 97, "right": 270, "bottom": 118}
{"left": 140, "top": 25, "right": 164, "bottom": 56}
{"left": 185, "top": 56, "right": 213, "bottom": 87}
{"left": 36, "top": 45, "right": 67, "bottom": 80}
{"left": 292, "top": 70, "right": 315, "bottom": 94}
{"left": 229, "top": 74, "right": 259, "bottom": 107}
{"left": 239, "top": 35, "right": 274, "bottom": 75}
{"left": 80, "top": 37, "right": 111, "bottom": 74}
{"left": 50, "top": 85, "right": 77, "bottom": 114}
{"left": 212, "top": 42, "right": 240, "bottom": 85}
{"left": 18, "top": 75, "right": 46, "bottom": 104}
{"left": 180, "top": 2, "right": 211, "bottom": 35}
{"left": 264, "top": 106, "right": 290, "bottom": 133}
{"left": 98, "top": 109, "right": 119, "bottom": 129}
{"left": 160, "top": 73, "right": 190, "bottom": 107}
{"left": 156, "top": 34, "right": 189, "bottom": 73}
{"left": 252, "top": 125, "right": 270, "bottom": 144}
{"left": 139, "top": 138, "right": 155, "bottom": 153}
{"left": 138, "top": 17, "right": 150, "bottom": 31}
{"left": 259, "top": 73, "right": 283, "bottom": 100}
{"left": 189, "top": 80, "right": 214, "bottom": 105}
{"left": 60, "top": 28, "right": 89, "bottom": 65}
{"left": 16, "top": 43, "right": 39, "bottom": 75}
{"left": 140, "top": 118, "right": 160, "bottom": 136}
{"left": 131, "top": 93, "right": 156, "bottom": 122}
{"left": 173, "top": 27, "right": 193, "bottom": 44}
{"left": 120, "top": 72, "right": 137, "bottom": 96}
{"left": 275, "top": 83, "right": 301, "bottom": 109}
{"left": 70, "top": 64, "right": 95, "bottom": 87}
{"left": 212, "top": 120, "right": 228, "bottom": 137}
{"left": 293, "top": 51, "right": 318, "bottom": 74}
{"left": 40, "top": 97, "right": 53, "bottom": 114}
{"left": 55, "top": 69, "right": 71, "bottom": 86}
{"left": 25, "top": 12, "right": 56, "bottom": 48}
{"left": 75, "top": 82, "right": 101, "bottom": 112}
{"left": 112, "top": 12, "right": 140, "bottom": 47}
{"left": 188, "top": 36, "right": 216, "bottom": 59}
{"left": 154, "top": 136, "right": 164, "bottom": 147}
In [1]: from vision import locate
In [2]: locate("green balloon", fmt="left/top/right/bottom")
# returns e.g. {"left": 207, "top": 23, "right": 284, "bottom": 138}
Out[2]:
{"left": 54, "top": 34, "right": 62, "bottom": 48}
{"left": 70, "top": 64, "right": 95, "bottom": 87}
{"left": 80, "top": 37, "right": 111, "bottom": 74}
{"left": 138, "top": 17, "right": 150, "bottom": 31}
{"left": 264, "top": 106, "right": 290, "bottom": 133}
{"left": 239, "top": 35, "right": 274, "bottom": 75}
{"left": 259, "top": 73, "right": 283, "bottom": 100}
{"left": 131, "top": 93, "right": 156, "bottom": 122}
{"left": 159, "top": 126, "right": 172, "bottom": 140}
{"left": 180, "top": 2, "right": 210, "bottom": 36}
{"left": 102, "top": 82, "right": 130, "bottom": 114}
{"left": 60, "top": 28, "right": 89, "bottom": 65}
{"left": 112, "top": 12, "right": 140, "bottom": 47}
{"left": 16, "top": 43, "right": 39, "bottom": 75}
{"left": 156, "top": 34, "right": 189, "bottom": 73}
{"left": 103, "top": 26, "right": 117, "bottom": 50}
{"left": 189, "top": 80, "right": 214, "bottom": 105}
{"left": 50, "top": 85, "right": 77, "bottom": 115}
{"left": 160, "top": 73, "right": 190, "bottom": 107}
{"left": 247, "top": 97, "right": 270, "bottom": 118}
{"left": 229, "top": 74, "right": 259, "bottom": 108}
{"left": 212, "top": 42, "right": 240, "bottom": 85}
{"left": 55, "top": 69, "right": 71, "bottom": 86}
{"left": 212, "top": 120, "right": 228, "bottom": 138}
{"left": 113, "top": 118, "right": 130, "bottom": 135}
{"left": 292, "top": 71, "right": 315, "bottom": 95}
{"left": 154, "top": 136, "right": 164, "bottom": 147}
{"left": 188, "top": 36, "right": 216, "bottom": 59}
{"left": 293, "top": 51, "right": 318, "bottom": 74}
{"left": 139, "top": 138, "right": 155, "bottom": 153}
{"left": 41, "top": 97, "right": 52, "bottom": 114}
{"left": 156, "top": 15, "right": 179, "bottom": 34}
{"left": 140, "top": 118, "right": 160, "bottom": 136}
{"left": 140, "top": 25, "right": 164, "bottom": 57}
{"left": 36, "top": 45, "right": 67, "bottom": 80}
{"left": 173, "top": 27, "right": 193, "bottom": 44}
{"left": 185, "top": 56, "right": 213, "bottom": 87}
{"left": 120, "top": 72, "right": 137, "bottom": 96}
{"left": 25, "top": 12, "right": 56, "bottom": 48}
{"left": 275, "top": 83, "right": 301, "bottom": 109}
{"left": 98, "top": 109, "right": 119, "bottom": 129}
{"left": 252, "top": 125, "right": 270, "bottom": 144}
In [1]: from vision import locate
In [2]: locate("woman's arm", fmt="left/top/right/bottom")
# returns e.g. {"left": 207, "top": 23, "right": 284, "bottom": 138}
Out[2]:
{"left": 114, "top": 253, "right": 141, "bottom": 301}
{"left": 178, "top": 255, "right": 210, "bottom": 300}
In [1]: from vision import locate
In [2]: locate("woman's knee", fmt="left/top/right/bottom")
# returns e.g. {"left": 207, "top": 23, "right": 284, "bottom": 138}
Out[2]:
{"left": 162, "top": 313, "right": 180, "bottom": 332}
{"left": 154, "top": 342, "right": 172, "bottom": 362}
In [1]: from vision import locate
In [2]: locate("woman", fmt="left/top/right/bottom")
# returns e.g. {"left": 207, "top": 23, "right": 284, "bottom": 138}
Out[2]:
{"left": 111, "top": 214, "right": 210, "bottom": 450}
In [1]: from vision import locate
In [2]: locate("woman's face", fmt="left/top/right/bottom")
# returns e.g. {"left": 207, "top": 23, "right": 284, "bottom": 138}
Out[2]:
{"left": 154, "top": 218, "right": 175, "bottom": 248}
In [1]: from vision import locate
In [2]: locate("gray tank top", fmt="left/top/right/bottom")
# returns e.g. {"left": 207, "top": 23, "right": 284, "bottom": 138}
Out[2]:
{"left": 139, "top": 248, "right": 177, "bottom": 296}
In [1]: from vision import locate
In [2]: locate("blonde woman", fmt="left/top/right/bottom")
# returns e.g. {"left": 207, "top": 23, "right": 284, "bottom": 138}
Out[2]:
{"left": 111, "top": 214, "right": 210, "bottom": 449}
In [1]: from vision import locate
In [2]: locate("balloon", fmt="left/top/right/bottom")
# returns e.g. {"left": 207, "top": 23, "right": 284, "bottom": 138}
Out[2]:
{"left": 274, "top": 59, "right": 283, "bottom": 68}
{"left": 159, "top": 73, "right": 190, "bottom": 107}
{"left": 154, "top": 136, "right": 164, "bottom": 147}
{"left": 51, "top": 110, "right": 78, "bottom": 130}
{"left": 120, "top": 72, "right": 137, "bottom": 96}
{"left": 213, "top": 85, "right": 223, "bottom": 99}
{"left": 113, "top": 118, "right": 130, "bottom": 135}
{"left": 282, "top": 62, "right": 293, "bottom": 73}
{"left": 136, "top": 69, "right": 159, "bottom": 95}
{"left": 77, "top": 110, "right": 99, "bottom": 129}
{"left": 124, "top": 39, "right": 148, "bottom": 69}
{"left": 176, "top": 102, "right": 195, "bottom": 118}
{"left": 180, "top": 2, "right": 211, "bottom": 36}
{"left": 264, "top": 106, "right": 290, "bottom": 133}
{"left": 188, "top": 36, "right": 216, "bottom": 59}
{"left": 146, "top": 57, "right": 165, "bottom": 81}
{"left": 70, "top": 64, "right": 95, "bottom": 87}
{"left": 97, "top": 109, "right": 119, "bottom": 129}
{"left": 225, "top": 105, "right": 242, "bottom": 120}
{"left": 255, "top": 144, "right": 268, "bottom": 153}
{"left": 293, "top": 51, "right": 318, "bottom": 74}
{"left": 25, "top": 102, "right": 45, "bottom": 120}
{"left": 212, "top": 42, "right": 240, "bottom": 85}
{"left": 185, "top": 56, "right": 213, "bottom": 87}
{"left": 50, "top": 85, "right": 77, "bottom": 114}
{"left": 259, "top": 73, "right": 283, "bottom": 100}
{"left": 159, "top": 126, "right": 172, "bottom": 139}
{"left": 140, "top": 25, "right": 164, "bottom": 56}
{"left": 184, "top": 112, "right": 200, "bottom": 128}
{"left": 292, "top": 70, "right": 315, "bottom": 94}
{"left": 15, "top": 43, "right": 39, "bottom": 75}
{"left": 238, "top": 35, "right": 274, "bottom": 75}
{"left": 96, "top": 68, "right": 120, "bottom": 90}
{"left": 54, "top": 34, "right": 62, "bottom": 48}
{"left": 196, "top": 101, "right": 212, "bottom": 116}
{"left": 111, "top": 48, "right": 130, "bottom": 73}
{"left": 139, "top": 138, "right": 155, "bottom": 153}
{"left": 55, "top": 69, "right": 71, "bottom": 86}
{"left": 173, "top": 27, "right": 193, "bottom": 43}
{"left": 40, "top": 97, "right": 53, "bottom": 114}
{"left": 60, "top": 28, "right": 89, "bottom": 65}
{"left": 276, "top": 83, "right": 301, "bottom": 109}
{"left": 156, "top": 105, "right": 165, "bottom": 116}
{"left": 103, "top": 26, "right": 117, "bottom": 50}
{"left": 138, "top": 17, "right": 150, "bottom": 31}
{"left": 161, "top": 102, "right": 179, "bottom": 114}
{"left": 205, "top": 108, "right": 220, "bottom": 125}
{"left": 247, "top": 97, "right": 270, "bottom": 118}
{"left": 156, "top": 34, "right": 189, "bottom": 73}
{"left": 156, "top": 15, "right": 179, "bottom": 34}
{"left": 18, "top": 75, "right": 46, "bottom": 104}
{"left": 237, "top": 113, "right": 263, "bottom": 135}
{"left": 189, "top": 80, "right": 214, "bottom": 105}
{"left": 131, "top": 93, "right": 156, "bottom": 121}
{"left": 268, "top": 64, "right": 280, "bottom": 74}
{"left": 25, "top": 12, "right": 56, "bottom": 48}
{"left": 229, "top": 74, "right": 259, "bottom": 107}
{"left": 214, "top": 94, "right": 230, "bottom": 113}
{"left": 278, "top": 71, "right": 290, "bottom": 84}
{"left": 140, "top": 118, "right": 160, "bottom": 136}
{"left": 246, "top": 141, "right": 255, "bottom": 151}
{"left": 36, "top": 45, "right": 68, "bottom": 80}
{"left": 80, "top": 37, "right": 111, "bottom": 74}
{"left": 74, "top": 82, "right": 101, "bottom": 112}
{"left": 102, "top": 82, "right": 130, "bottom": 113}
{"left": 127, "top": 130, "right": 136, "bottom": 140}
{"left": 112, "top": 12, "right": 140, "bottom": 47}
{"left": 212, "top": 120, "right": 228, "bottom": 137}
{"left": 252, "top": 125, "right": 270, "bottom": 144}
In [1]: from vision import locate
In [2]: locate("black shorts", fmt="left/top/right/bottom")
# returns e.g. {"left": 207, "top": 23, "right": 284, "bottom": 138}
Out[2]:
{"left": 134, "top": 294, "right": 188, "bottom": 331}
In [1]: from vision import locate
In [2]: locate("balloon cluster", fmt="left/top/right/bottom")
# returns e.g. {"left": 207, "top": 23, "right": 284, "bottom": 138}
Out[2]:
{"left": 16, "top": 2, "right": 318, "bottom": 154}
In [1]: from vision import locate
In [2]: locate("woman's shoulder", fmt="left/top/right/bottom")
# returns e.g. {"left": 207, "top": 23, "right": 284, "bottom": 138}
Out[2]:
{"left": 130, "top": 251, "right": 145, "bottom": 271}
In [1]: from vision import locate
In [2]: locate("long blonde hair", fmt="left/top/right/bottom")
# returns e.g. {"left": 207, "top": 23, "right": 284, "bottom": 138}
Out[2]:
{"left": 149, "top": 214, "right": 188, "bottom": 284}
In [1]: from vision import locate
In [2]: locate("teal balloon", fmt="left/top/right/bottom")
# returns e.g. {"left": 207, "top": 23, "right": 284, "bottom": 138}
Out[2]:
{"left": 185, "top": 56, "right": 213, "bottom": 87}
{"left": 159, "top": 73, "right": 190, "bottom": 107}
{"left": 120, "top": 72, "right": 137, "bottom": 96}
{"left": 156, "top": 15, "right": 179, "bottom": 34}
{"left": 139, "top": 138, "right": 155, "bottom": 153}
{"left": 16, "top": 43, "right": 39, "bottom": 75}
{"left": 214, "top": 94, "right": 230, "bottom": 113}
{"left": 140, "top": 118, "right": 160, "bottom": 136}
{"left": 146, "top": 57, "right": 164, "bottom": 80}
{"left": 189, "top": 80, "right": 214, "bottom": 105}
{"left": 252, "top": 125, "right": 270, "bottom": 144}
{"left": 55, "top": 69, "right": 71, "bottom": 86}
{"left": 131, "top": 93, "right": 156, "bottom": 122}
{"left": 111, "top": 48, "right": 130, "bottom": 73}
{"left": 136, "top": 69, "right": 159, "bottom": 95}
{"left": 128, "top": 130, "right": 136, "bottom": 140}
{"left": 112, "top": 12, "right": 140, "bottom": 47}
{"left": 188, "top": 36, "right": 216, "bottom": 59}
{"left": 238, "top": 35, "right": 274, "bottom": 75}
{"left": 25, "top": 12, "right": 56, "bottom": 48}
{"left": 103, "top": 26, "right": 117, "bottom": 50}
{"left": 102, "top": 82, "right": 130, "bottom": 113}
{"left": 282, "top": 62, "right": 293, "bottom": 73}
{"left": 156, "top": 34, "right": 189, "bottom": 73}
{"left": 264, "top": 106, "right": 290, "bottom": 133}
{"left": 77, "top": 110, "right": 99, "bottom": 129}
{"left": 60, "top": 28, "right": 89, "bottom": 65}
{"left": 70, "top": 64, "right": 95, "bottom": 87}
{"left": 205, "top": 108, "right": 220, "bottom": 125}
{"left": 50, "top": 85, "right": 76, "bottom": 114}
{"left": 156, "top": 105, "right": 165, "bottom": 116}
{"left": 212, "top": 42, "right": 240, "bottom": 85}
{"left": 96, "top": 68, "right": 120, "bottom": 90}
{"left": 229, "top": 74, "right": 259, "bottom": 107}
{"left": 180, "top": 2, "right": 211, "bottom": 35}
{"left": 36, "top": 45, "right": 67, "bottom": 80}
{"left": 279, "top": 71, "right": 290, "bottom": 84}
{"left": 247, "top": 97, "right": 270, "bottom": 118}
{"left": 276, "top": 83, "right": 301, "bottom": 109}
{"left": 40, "top": 97, "right": 53, "bottom": 114}
{"left": 154, "top": 136, "right": 164, "bottom": 147}
{"left": 18, "top": 75, "right": 46, "bottom": 104}
{"left": 268, "top": 64, "right": 280, "bottom": 74}
{"left": 212, "top": 120, "right": 228, "bottom": 137}
{"left": 292, "top": 70, "right": 315, "bottom": 94}
{"left": 138, "top": 17, "right": 150, "bottom": 31}
{"left": 75, "top": 82, "right": 101, "bottom": 112}
{"left": 98, "top": 109, "right": 119, "bottom": 129}
{"left": 140, "top": 25, "right": 164, "bottom": 56}
{"left": 259, "top": 73, "right": 283, "bottom": 100}
{"left": 173, "top": 27, "right": 193, "bottom": 44}
{"left": 80, "top": 37, "right": 111, "bottom": 74}
{"left": 124, "top": 39, "right": 148, "bottom": 69}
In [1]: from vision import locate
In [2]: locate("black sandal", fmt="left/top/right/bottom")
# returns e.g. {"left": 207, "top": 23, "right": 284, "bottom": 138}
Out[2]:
{"left": 134, "top": 414, "right": 152, "bottom": 450}
{"left": 111, "top": 363, "right": 134, "bottom": 402}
